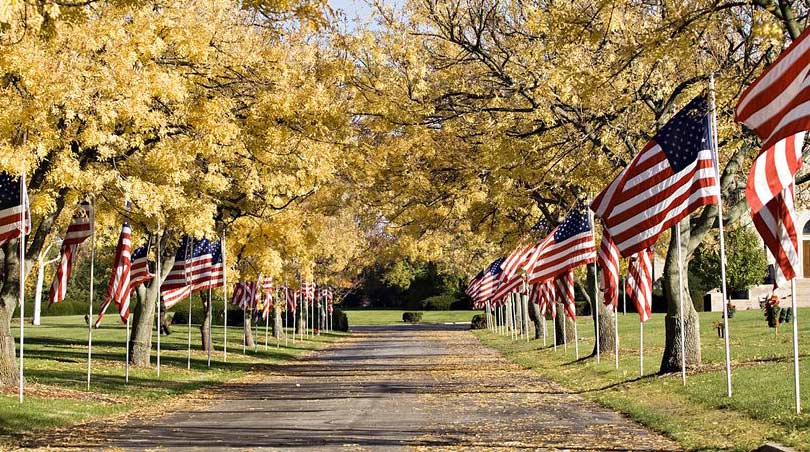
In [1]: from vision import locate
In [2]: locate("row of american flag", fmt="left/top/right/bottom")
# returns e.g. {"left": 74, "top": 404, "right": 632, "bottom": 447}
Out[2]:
{"left": 6, "top": 199, "right": 337, "bottom": 327}
{"left": 466, "top": 25, "right": 810, "bottom": 399}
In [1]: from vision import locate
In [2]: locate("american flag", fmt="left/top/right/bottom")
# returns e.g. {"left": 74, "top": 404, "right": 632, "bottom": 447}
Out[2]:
{"left": 49, "top": 202, "right": 93, "bottom": 305}
{"left": 736, "top": 29, "right": 810, "bottom": 287}
{"left": 492, "top": 243, "right": 537, "bottom": 304}
{"left": 537, "top": 279, "right": 556, "bottom": 318}
{"left": 597, "top": 231, "right": 620, "bottom": 311}
{"left": 472, "top": 258, "right": 504, "bottom": 308}
{"left": 129, "top": 238, "right": 154, "bottom": 290}
{"left": 0, "top": 173, "right": 30, "bottom": 247}
{"left": 208, "top": 240, "right": 224, "bottom": 289}
{"left": 528, "top": 205, "right": 596, "bottom": 284}
{"left": 326, "top": 288, "right": 334, "bottom": 313}
{"left": 626, "top": 249, "right": 653, "bottom": 322}
{"left": 185, "top": 238, "right": 214, "bottom": 293}
{"left": 161, "top": 237, "right": 193, "bottom": 310}
{"left": 590, "top": 96, "right": 719, "bottom": 257}
{"left": 261, "top": 276, "right": 274, "bottom": 320}
{"left": 232, "top": 281, "right": 258, "bottom": 310}
{"left": 735, "top": 27, "right": 810, "bottom": 151}
{"left": 555, "top": 271, "right": 576, "bottom": 321}
{"left": 465, "top": 271, "right": 484, "bottom": 304}
{"left": 95, "top": 221, "right": 133, "bottom": 326}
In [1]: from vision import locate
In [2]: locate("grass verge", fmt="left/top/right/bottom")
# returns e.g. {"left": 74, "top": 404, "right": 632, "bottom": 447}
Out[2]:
{"left": 344, "top": 309, "right": 477, "bottom": 325}
{"left": 474, "top": 309, "right": 810, "bottom": 451}
{"left": 0, "top": 315, "right": 344, "bottom": 443}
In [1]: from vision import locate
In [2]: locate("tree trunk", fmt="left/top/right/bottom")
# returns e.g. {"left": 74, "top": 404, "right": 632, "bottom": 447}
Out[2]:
{"left": 660, "top": 222, "right": 702, "bottom": 373}
{"left": 0, "top": 239, "right": 24, "bottom": 386}
{"left": 244, "top": 309, "right": 255, "bottom": 347}
{"left": 581, "top": 263, "right": 616, "bottom": 357}
{"left": 200, "top": 290, "right": 212, "bottom": 352}
{"left": 129, "top": 245, "right": 176, "bottom": 366}
{"left": 527, "top": 300, "right": 545, "bottom": 339}
{"left": 295, "top": 305, "right": 304, "bottom": 334}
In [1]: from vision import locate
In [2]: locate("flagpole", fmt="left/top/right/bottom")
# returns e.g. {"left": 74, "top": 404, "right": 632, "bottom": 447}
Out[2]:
{"left": 187, "top": 293, "right": 192, "bottom": 370}
{"left": 639, "top": 321, "right": 644, "bottom": 377}
{"left": 86, "top": 196, "right": 95, "bottom": 391}
{"left": 553, "top": 310, "right": 557, "bottom": 351}
{"left": 562, "top": 309, "right": 567, "bottom": 352}
{"left": 614, "top": 307, "right": 619, "bottom": 370}
{"left": 265, "top": 304, "right": 269, "bottom": 350}
{"left": 791, "top": 277, "right": 801, "bottom": 413}
{"left": 156, "top": 229, "right": 161, "bottom": 377}
{"left": 622, "top": 276, "right": 626, "bottom": 315}
{"left": 222, "top": 233, "right": 228, "bottom": 363}
{"left": 573, "top": 317, "right": 579, "bottom": 359}
{"left": 126, "top": 298, "right": 131, "bottom": 384}
{"left": 675, "top": 221, "right": 687, "bottom": 385}
{"left": 588, "top": 208, "right": 601, "bottom": 363}
{"left": 18, "top": 173, "right": 26, "bottom": 403}
{"left": 709, "top": 73, "right": 733, "bottom": 398}
{"left": 207, "top": 286, "right": 212, "bottom": 368}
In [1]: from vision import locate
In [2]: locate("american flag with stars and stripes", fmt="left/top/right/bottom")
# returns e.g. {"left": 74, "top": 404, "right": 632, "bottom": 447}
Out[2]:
{"left": 0, "top": 173, "right": 30, "bottom": 247}
{"left": 232, "top": 281, "right": 258, "bottom": 310}
{"left": 207, "top": 240, "right": 224, "bottom": 289}
{"left": 555, "top": 271, "right": 576, "bottom": 321}
{"left": 95, "top": 221, "right": 133, "bottom": 326}
{"left": 590, "top": 96, "right": 719, "bottom": 257}
{"left": 597, "top": 231, "right": 620, "bottom": 311}
{"left": 49, "top": 202, "right": 93, "bottom": 305}
{"left": 261, "top": 276, "right": 274, "bottom": 320}
{"left": 736, "top": 28, "right": 810, "bottom": 288}
{"left": 492, "top": 243, "right": 537, "bottom": 304}
{"left": 129, "top": 237, "right": 154, "bottom": 290}
{"left": 187, "top": 238, "right": 214, "bottom": 293}
{"left": 161, "top": 237, "right": 193, "bottom": 310}
{"left": 472, "top": 258, "right": 504, "bottom": 308}
{"left": 538, "top": 279, "right": 556, "bottom": 318}
{"left": 626, "top": 249, "right": 654, "bottom": 322}
{"left": 465, "top": 271, "right": 484, "bottom": 304}
{"left": 528, "top": 204, "right": 596, "bottom": 285}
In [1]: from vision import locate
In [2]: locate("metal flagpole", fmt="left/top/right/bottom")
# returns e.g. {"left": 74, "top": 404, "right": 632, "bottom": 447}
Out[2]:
{"left": 187, "top": 293, "right": 192, "bottom": 369}
{"left": 18, "top": 173, "right": 26, "bottom": 403}
{"left": 265, "top": 304, "right": 269, "bottom": 350}
{"left": 156, "top": 229, "right": 161, "bottom": 377}
{"left": 86, "top": 196, "right": 95, "bottom": 391}
{"left": 553, "top": 309, "right": 557, "bottom": 351}
{"left": 126, "top": 298, "right": 131, "bottom": 384}
{"left": 222, "top": 233, "right": 228, "bottom": 363}
{"left": 639, "top": 321, "right": 644, "bottom": 377}
{"left": 709, "top": 73, "right": 733, "bottom": 397}
{"left": 614, "top": 308, "right": 619, "bottom": 370}
{"left": 589, "top": 208, "right": 601, "bottom": 363}
{"left": 562, "top": 310, "right": 567, "bottom": 352}
{"left": 293, "top": 293, "right": 297, "bottom": 343}
{"left": 285, "top": 287, "right": 289, "bottom": 347}
{"left": 543, "top": 316, "right": 547, "bottom": 346}
{"left": 242, "top": 305, "right": 246, "bottom": 354}
{"left": 791, "top": 278, "right": 801, "bottom": 413}
{"left": 574, "top": 317, "right": 579, "bottom": 359}
{"left": 675, "top": 221, "right": 687, "bottom": 385}
{"left": 207, "top": 286, "right": 212, "bottom": 368}
{"left": 524, "top": 291, "right": 530, "bottom": 343}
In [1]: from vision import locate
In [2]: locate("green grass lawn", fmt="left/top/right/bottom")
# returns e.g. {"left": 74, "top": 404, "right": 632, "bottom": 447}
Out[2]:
{"left": 475, "top": 308, "right": 810, "bottom": 451}
{"left": 344, "top": 309, "right": 477, "bottom": 325}
{"left": 0, "top": 315, "right": 344, "bottom": 443}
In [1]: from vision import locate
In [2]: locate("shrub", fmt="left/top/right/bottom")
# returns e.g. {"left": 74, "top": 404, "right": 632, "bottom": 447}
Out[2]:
{"left": 421, "top": 294, "right": 454, "bottom": 310}
{"left": 470, "top": 314, "right": 486, "bottom": 329}
{"left": 331, "top": 308, "right": 349, "bottom": 332}
{"left": 402, "top": 312, "right": 423, "bottom": 323}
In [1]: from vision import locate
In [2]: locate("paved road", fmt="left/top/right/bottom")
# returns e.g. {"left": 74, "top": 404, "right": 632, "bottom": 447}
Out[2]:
{"left": 27, "top": 325, "right": 679, "bottom": 451}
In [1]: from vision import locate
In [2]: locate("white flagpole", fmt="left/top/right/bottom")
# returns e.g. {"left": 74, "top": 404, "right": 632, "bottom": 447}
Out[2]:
{"left": 285, "top": 288, "right": 289, "bottom": 347}
{"left": 242, "top": 305, "right": 246, "bottom": 354}
{"left": 622, "top": 276, "right": 626, "bottom": 315}
{"left": 614, "top": 307, "right": 619, "bottom": 370}
{"left": 562, "top": 310, "right": 567, "bottom": 352}
{"left": 589, "top": 208, "right": 601, "bottom": 363}
{"left": 709, "top": 74, "right": 733, "bottom": 397}
{"left": 126, "top": 301, "right": 131, "bottom": 384}
{"left": 18, "top": 173, "right": 26, "bottom": 403}
{"left": 791, "top": 278, "right": 801, "bottom": 413}
{"left": 675, "top": 221, "right": 687, "bottom": 385}
{"left": 86, "top": 196, "right": 95, "bottom": 391}
{"left": 156, "top": 229, "right": 161, "bottom": 377}
{"left": 207, "top": 286, "right": 212, "bottom": 368}
{"left": 222, "top": 233, "right": 228, "bottom": 363}
{"left": 639, "top": 321, "right": 644, "bottom": 377}
{"left": 265, "top": 306, "right": 269, "bottom": 350}
{"left": 553, "top": 311, "right": 557, "bottom": 351}
{"left": 543, "top": 315, "right": 547, "bottom": 346}
{"left": 574, "top": 317, "right": 579, "bottom": 359}
{"left": 524, "top": 292, "right": 530, "bottom": 343}
{"left": 187, "top": 293, "right": 192, "bottom": 370}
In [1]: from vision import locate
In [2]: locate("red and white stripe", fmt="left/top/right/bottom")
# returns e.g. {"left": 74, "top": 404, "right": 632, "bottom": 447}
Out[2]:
{"left": 555, "top": 271, "right": 576, "bottom": 321}
{"left": 535, "top": 279, "right": 556, "bottom": 318}
{"left": 95, "top": 222, "right": 132, "bottom": 326}
{"left": 626, "top": 249, "right": 653, "bottom": 322}
{"left": 736, "top": 28, "right": 810, "bottom": 151}
{"left": 597, "top": 231, "right": 620, "bottom": 311}
{"left": 261, "top": 276, "right": 274, "bottom": 320}
{"left": 753, "top": 184, "right": 799, "bottom": 288}
{"left": 747, "top": 133, "right": 806, "bottom": 214}
{"left": 527, "top": 228, "right": 595, "bottom": 285}
{"left": 48, "top": 203, "right": 93, "bottom": 305}
{"left": 492, "top": 243, "right": 536, "bottom": 303}
{"left": 590, "top": 141, "right": 719, "bottom": 256}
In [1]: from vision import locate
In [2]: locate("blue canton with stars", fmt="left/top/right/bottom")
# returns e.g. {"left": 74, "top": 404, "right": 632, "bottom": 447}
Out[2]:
{"left": 131, "top": 242, "right": 150, "bottom": 260}
{"left": 175, "top": 236, "right": 191, "bottom": 261}
{"left": 554, "top": 205, "right": 592, "bottom": 243}
{"left": 487, "top": 257, "right": 505, "bottom": 276}
{"left": 209, "top": 240, "right": 223, "bottom": 266}
{"left": 192, "top": 238, "right": 212, "bottom": 258}
{"left": 653, "top": 95, "right": 712, "bottom": 173}
{"left": 0, "top": 173, "right": 22, "bottom": 210}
